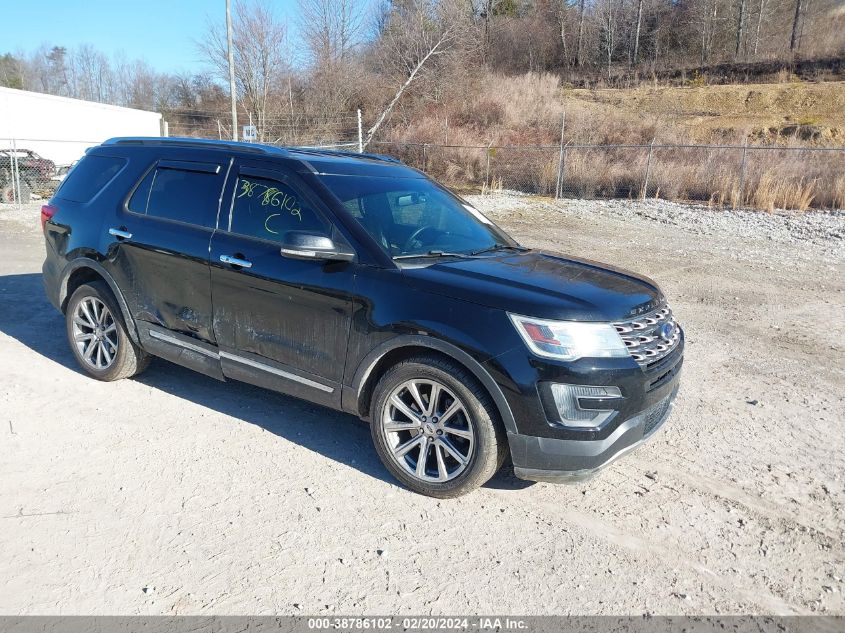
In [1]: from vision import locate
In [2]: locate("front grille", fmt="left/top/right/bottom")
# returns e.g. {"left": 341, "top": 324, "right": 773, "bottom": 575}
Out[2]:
{"left": 613, "top": 305, "right": 681, "bottom": 368}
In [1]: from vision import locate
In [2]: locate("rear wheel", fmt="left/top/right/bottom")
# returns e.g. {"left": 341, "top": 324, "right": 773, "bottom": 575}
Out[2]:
{"left": 65, "top": 282, "right": 150, "bottom": 381}
{"left": 370, "top": 355, "right": 507, "bottom": 498}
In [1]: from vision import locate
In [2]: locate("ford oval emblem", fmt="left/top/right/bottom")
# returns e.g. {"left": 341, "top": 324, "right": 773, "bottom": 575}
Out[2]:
{"left": 659, "top": 322, "right": 674, "bottom": 341}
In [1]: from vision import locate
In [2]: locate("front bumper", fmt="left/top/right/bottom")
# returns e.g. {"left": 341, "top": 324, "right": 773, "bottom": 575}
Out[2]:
{"left": 510, "top": 381, "right": 678, "bottom": 483}
{"left": 488, "top": 329, "right": 684, "bottom": 484}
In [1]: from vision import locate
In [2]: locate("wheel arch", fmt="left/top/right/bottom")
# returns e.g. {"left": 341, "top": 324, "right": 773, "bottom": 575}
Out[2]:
{"left": 346, "top": 336, "right": 517, "bottom": 434}
{"left": 60, "top": 259, "right": 140, "bottom": 344}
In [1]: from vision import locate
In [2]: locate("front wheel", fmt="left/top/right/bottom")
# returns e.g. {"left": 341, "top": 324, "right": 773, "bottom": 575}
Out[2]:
{"left": 65, "top": 281, "right": 150, "bottom": 381}
{"left": 370, "top": 355, "right": 507, "bottom": 498}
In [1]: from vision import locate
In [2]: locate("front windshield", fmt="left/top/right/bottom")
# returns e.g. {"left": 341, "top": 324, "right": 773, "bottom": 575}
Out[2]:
{"left": 318, "top": 174, "right": 516, "bottom": 258}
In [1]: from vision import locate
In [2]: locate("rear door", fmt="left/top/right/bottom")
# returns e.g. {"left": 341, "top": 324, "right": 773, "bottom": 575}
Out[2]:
{"left": 208, "top": 160, "right": 356, "bottom": 407}
{"left": 105, "top": 156, "right": 229, "bottom": 351}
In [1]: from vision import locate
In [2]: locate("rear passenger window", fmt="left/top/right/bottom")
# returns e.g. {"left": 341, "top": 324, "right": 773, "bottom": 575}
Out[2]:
{"left": 229, "top": 175, "right": 327, "bottom": 242}
{"left": 128, "top": 163, "right": 221, "bottom": 227}
{"left": 55, "top": 154, "right": 126, "bottom": 203}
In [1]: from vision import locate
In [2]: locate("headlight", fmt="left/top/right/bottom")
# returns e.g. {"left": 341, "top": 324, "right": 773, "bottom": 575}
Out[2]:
{"left": 508, "top": 313, "right": 629, "bottom": 361}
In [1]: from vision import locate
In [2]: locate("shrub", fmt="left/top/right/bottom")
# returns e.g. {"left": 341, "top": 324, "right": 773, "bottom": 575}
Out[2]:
{"left": 451, "top": 100, "right": 504, "bottom": 129}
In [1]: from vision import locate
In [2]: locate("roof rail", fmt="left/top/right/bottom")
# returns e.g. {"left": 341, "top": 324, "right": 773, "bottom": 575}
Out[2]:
{"left": 100, "top": 137, "right": 404, "bottom": 165}
{"left": 290, "top": 146, "right": 402, "bottom": 164}
{"left": 102, "top": 136, "right": 282, "bottom": 155}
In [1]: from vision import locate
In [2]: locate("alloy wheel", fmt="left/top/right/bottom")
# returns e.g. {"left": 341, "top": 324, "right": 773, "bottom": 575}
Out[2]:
{"left": 381, "top": 379, "right": 475, "bottom": 482}
{"left": 72, "top": 296, "right": 118, "bottom": 370}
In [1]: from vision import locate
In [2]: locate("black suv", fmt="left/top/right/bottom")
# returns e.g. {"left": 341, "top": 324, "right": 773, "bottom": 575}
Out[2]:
{"left": 41, "top": 137, "right": 683, "bottom": 497}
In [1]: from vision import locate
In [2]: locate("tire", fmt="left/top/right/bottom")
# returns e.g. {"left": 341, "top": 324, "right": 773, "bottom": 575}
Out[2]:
{"left": 370, "top": 354, "right": 507, "bottom": 498}
{"left": 65, "top": 281, "right": 150, "bottom": 381}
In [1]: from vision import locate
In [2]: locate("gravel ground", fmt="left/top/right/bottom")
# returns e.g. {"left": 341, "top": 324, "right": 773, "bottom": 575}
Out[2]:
{"left": 0, "top": 197, "right": 843, "bottom": 616}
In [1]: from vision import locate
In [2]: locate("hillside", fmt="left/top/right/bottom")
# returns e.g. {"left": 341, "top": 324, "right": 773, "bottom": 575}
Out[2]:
{"left": 383, "top": 74, "right": 845, "bottom": 210}
{"left": 565, "top": 81, "right": 845, "bottom": 145}
{"left": 389, "top": 74, "right": 845, "bottom": 148}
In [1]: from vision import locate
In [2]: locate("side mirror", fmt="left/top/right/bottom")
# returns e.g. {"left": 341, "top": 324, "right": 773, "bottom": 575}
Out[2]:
{"left": 279, "top": 231, "right": 355, "bottom": 262}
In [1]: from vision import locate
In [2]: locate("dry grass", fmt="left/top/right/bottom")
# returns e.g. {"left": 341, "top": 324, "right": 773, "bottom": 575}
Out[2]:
{"left": 832, "top": 175, "right": 845, "bottom": 209}
{"left": 752, "top": 173, "right": 816, "bottom": 212}
{"left": 380, "top": 72, "right": 845, "bottom": 210}
{"left": 379, "top": 142, "right": 845, "bottom": 210}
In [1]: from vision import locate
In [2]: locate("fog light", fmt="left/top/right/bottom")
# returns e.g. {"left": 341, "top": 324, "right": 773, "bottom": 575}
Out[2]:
{"left": 549, "top": 384, "right": 622, "bottom": 428}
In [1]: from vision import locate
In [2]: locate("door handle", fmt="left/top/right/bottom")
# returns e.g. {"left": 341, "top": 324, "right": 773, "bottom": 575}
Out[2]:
{"left": 109, "top": 227, "right": 132, "bottom": 240}
{"left": 220, "top": 254, "right": 253, "bottom": 268}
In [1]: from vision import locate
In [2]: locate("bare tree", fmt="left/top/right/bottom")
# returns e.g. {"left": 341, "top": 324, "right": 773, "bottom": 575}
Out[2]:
{"left": 575, "top": 0, "right": 586, "bottom": 66}
{"left": 735, "top": 0, "right": 748, "bottom": 58}
{"left": 72, "top": 45, "right": 113, "bottom": 103}
{"left": 557, "top": 0, "right": 571, "bottom": 66}
{"left": 632, "top": 0, "right": 644, "bottom": 65}
{"left": 596, "top": 0, "right": 619, "bottom": 74}
{"left": 363, "top": 0, "right": 464, "bottom": 148}
{"left": 296, "top": 0, "right": 366, "bottom": 139}
{"left": 198, "top": 0, "right": 290, "bottom": 141}
{"left": 697, "top": 0, "right": 719, "bottom": 65}
{"left": 790, "top": 0, "right": 804, "bottom": 51}
{"left": 298, "top": 0, "right": 365, "bottom": 65}
{"left": 752, "top": 0, "right": 769, "bottom": 56}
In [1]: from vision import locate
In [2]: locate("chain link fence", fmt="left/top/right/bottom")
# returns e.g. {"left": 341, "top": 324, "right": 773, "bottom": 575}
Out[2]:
{"left": 373, "top": 141, "right": 845, "bottom": 211}
{"left": 3, "top": 135, "right": 844, "bottom": 212}
{"left": 0, "top": 140, "right": 75, "bottom": 205}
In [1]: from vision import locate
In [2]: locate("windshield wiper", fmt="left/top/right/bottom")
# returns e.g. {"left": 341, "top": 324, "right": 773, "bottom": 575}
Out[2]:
{"left": 393, "top": 250, "right": 480, "bottom": 260}
{"left": 470, "top": 244, "right": 530, "bottom": 256}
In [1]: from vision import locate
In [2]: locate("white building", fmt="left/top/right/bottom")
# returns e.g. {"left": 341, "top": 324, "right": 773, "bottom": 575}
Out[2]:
{"left": 0, "top": 87, "right": 162, "bottom": 165}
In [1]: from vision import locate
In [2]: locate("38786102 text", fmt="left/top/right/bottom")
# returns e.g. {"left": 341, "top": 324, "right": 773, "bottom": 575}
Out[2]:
{"left": 306, "top": 616, "right": 528, "bottom": 630}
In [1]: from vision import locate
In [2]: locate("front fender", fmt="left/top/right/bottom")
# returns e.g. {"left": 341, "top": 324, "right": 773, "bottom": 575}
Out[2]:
{"left": 344, "top": 334, "right": 518, "bottom": 434}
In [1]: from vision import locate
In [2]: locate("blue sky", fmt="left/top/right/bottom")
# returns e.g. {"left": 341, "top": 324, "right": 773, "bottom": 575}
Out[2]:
{"left": 2, "top": 0, "right": 311, "bottom": 74}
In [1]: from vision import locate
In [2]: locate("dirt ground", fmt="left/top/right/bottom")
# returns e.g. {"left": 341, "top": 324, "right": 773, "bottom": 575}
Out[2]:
{"left": 0, "top": 197, "right": 842, "bottom": 616}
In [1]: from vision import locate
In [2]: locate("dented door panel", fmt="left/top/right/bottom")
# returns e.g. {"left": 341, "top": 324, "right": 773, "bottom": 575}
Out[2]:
{"left": 106, "top": 219, "right": 217, "bottom": 341}
{"left": 210, "top": 231, "right": 355, "bottom": 384}
{"left": 210, "top": 161, "right": 356, "bottom": 391}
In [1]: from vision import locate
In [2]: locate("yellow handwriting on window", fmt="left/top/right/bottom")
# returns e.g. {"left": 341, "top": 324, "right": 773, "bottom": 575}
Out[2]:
{"left": 238, "top": 179, "right": 303, "bottom": 232}
{"left": 264, "top": 213, "right": 281, "bottom": 234}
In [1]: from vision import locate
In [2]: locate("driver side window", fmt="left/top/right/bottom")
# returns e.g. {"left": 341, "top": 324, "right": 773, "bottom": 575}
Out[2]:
{"left": 229, "top": 175, "right": 328, "bottom": 243}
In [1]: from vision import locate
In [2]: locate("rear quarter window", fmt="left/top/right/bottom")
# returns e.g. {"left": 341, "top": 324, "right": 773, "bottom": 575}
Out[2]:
{"left": 127, "top": 163, "right": 222, "bottom": 228}
{"left": 54, "top": 154, "right": 127, "bottom": 203}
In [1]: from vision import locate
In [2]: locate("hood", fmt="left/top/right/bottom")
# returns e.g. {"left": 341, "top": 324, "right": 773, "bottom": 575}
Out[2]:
{"left": 402, "top": 250, "right": 662, "bottom": 322}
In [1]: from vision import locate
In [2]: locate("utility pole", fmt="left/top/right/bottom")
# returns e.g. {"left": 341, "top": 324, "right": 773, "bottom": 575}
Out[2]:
{"left": 226, "top": 0, "right": 238, "bottom": 141}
